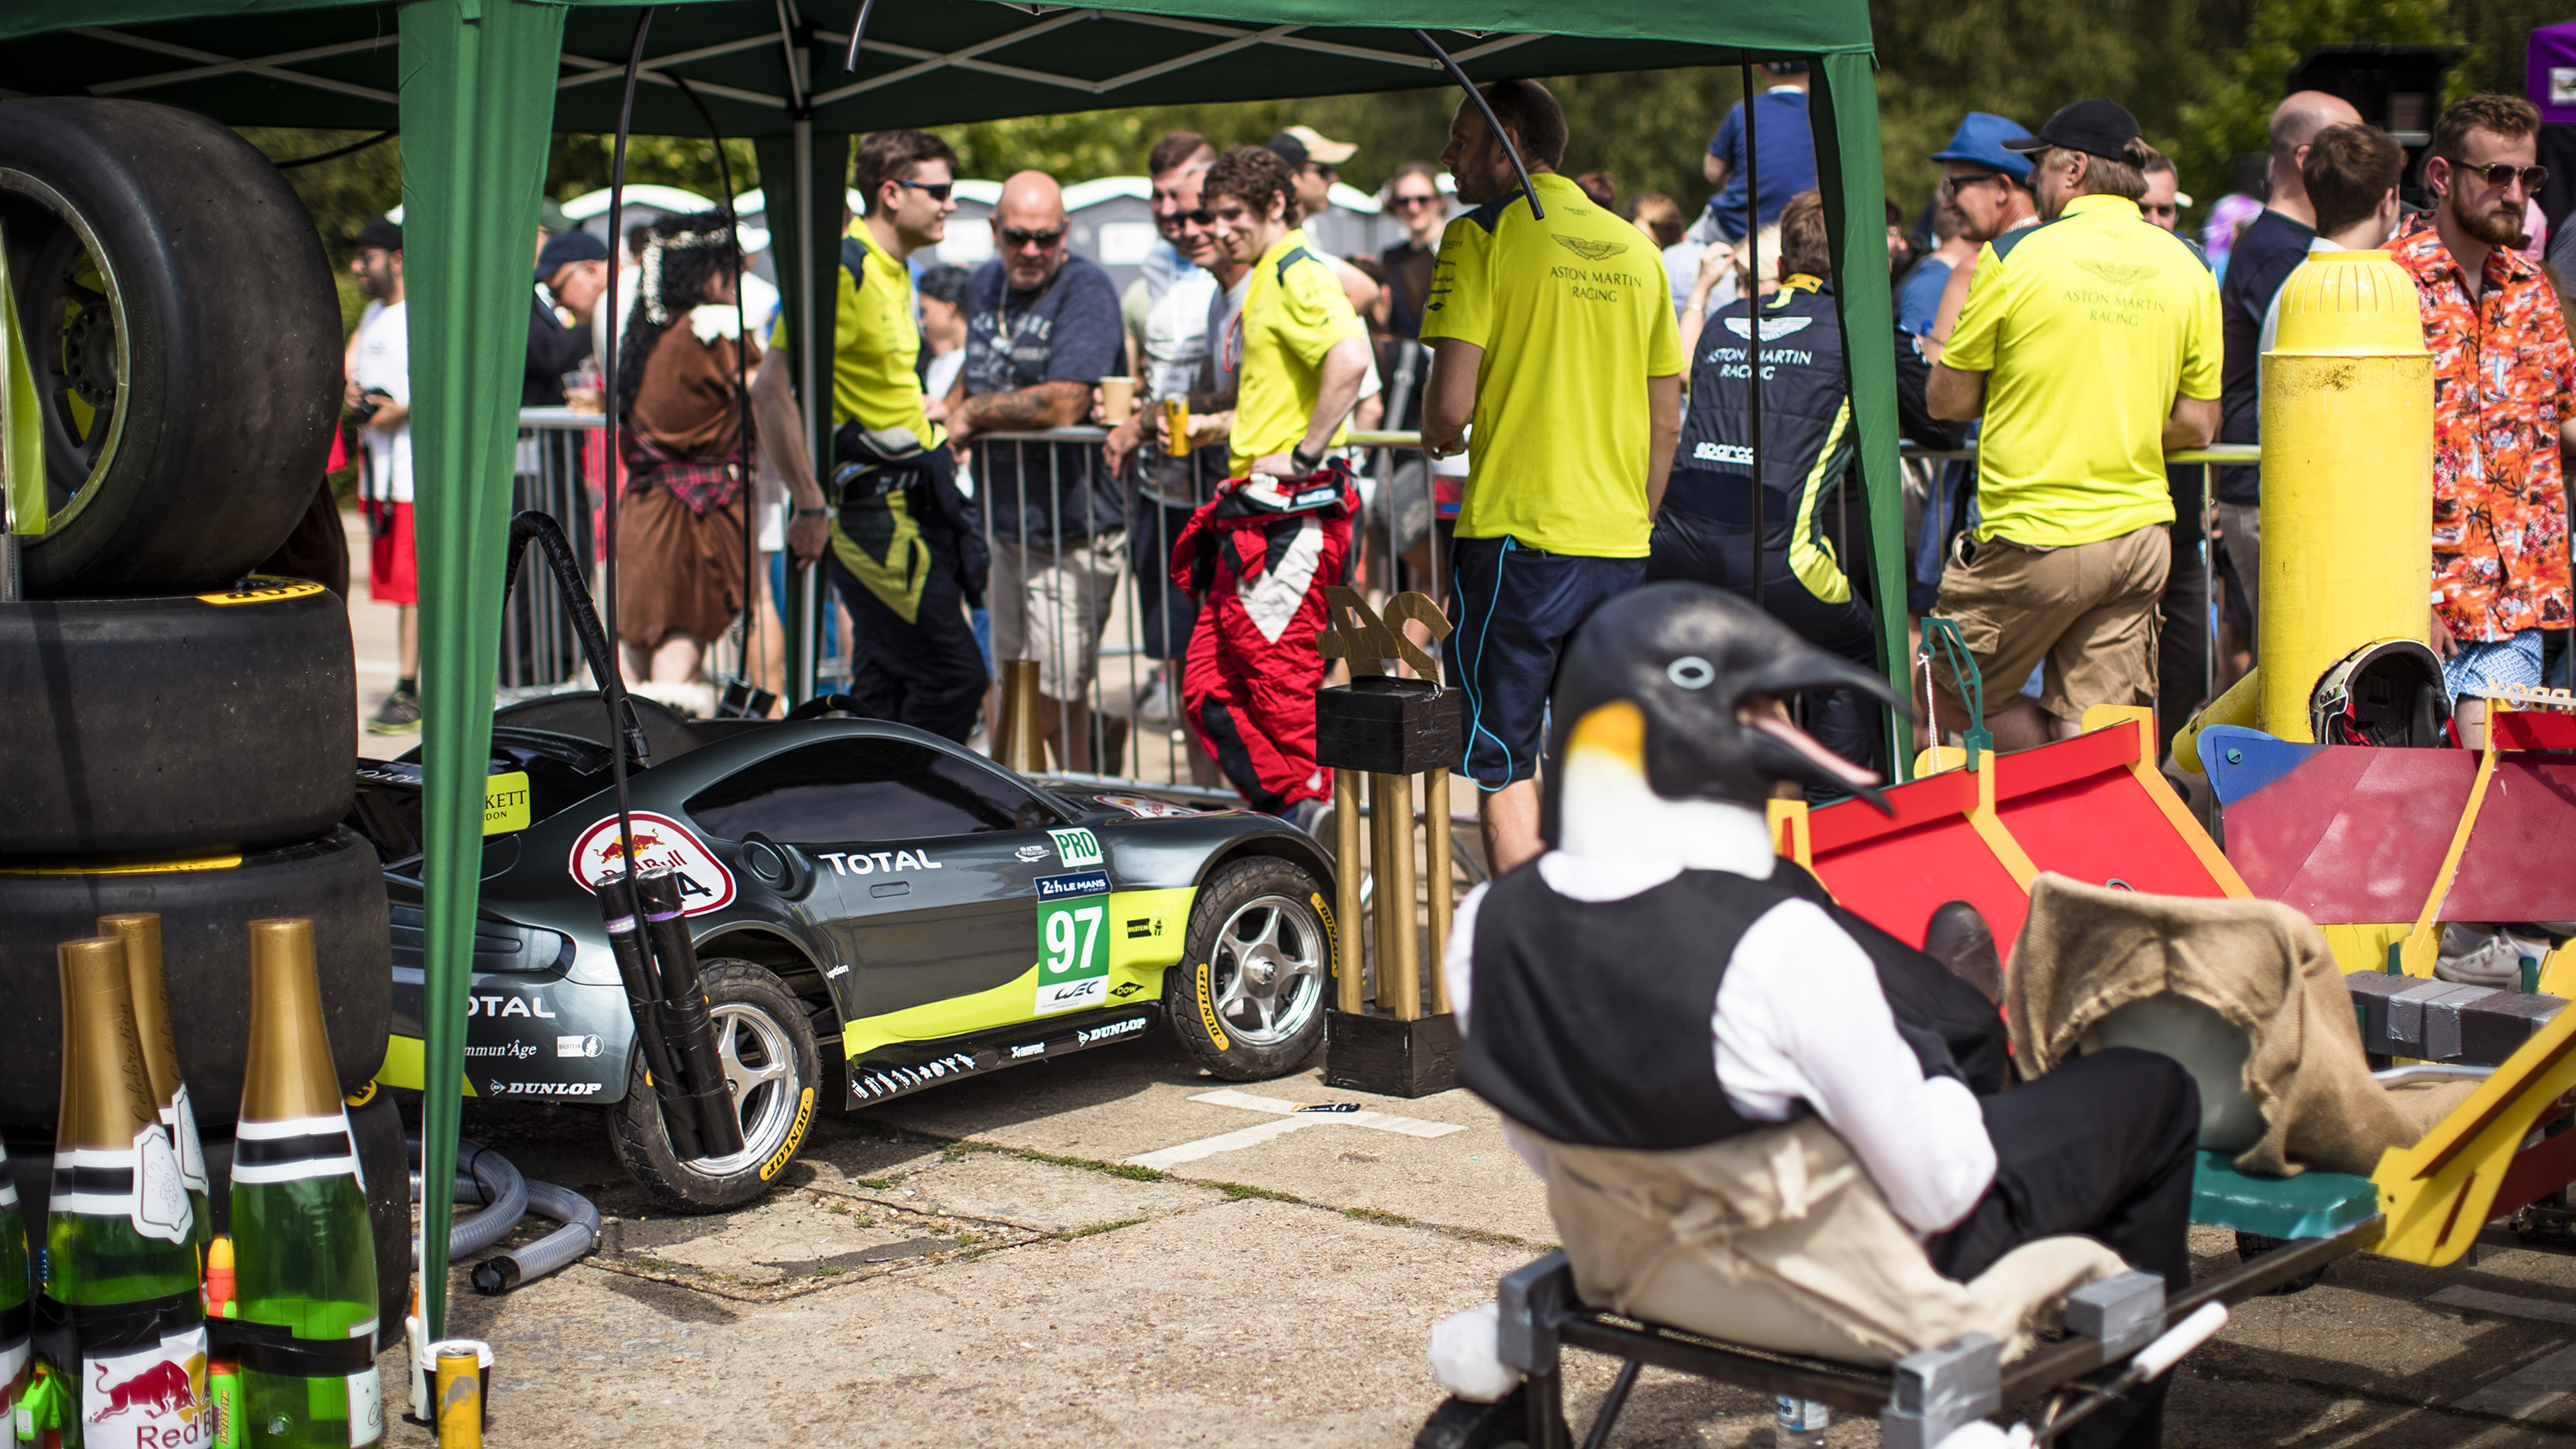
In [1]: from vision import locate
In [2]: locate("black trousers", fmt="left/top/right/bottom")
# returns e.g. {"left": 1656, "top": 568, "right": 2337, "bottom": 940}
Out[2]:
{"left": 823, "top": 546, "right": 987, "bottom": 745}
{"left": 1929, "top": 1047, "right": 2202, "bottom": 1449}
{"left": 1643, "top": 508, "right": 1880, "bottom": 772}
{"left": 2155, "top": 467, "right": 2210, "bottom": 762}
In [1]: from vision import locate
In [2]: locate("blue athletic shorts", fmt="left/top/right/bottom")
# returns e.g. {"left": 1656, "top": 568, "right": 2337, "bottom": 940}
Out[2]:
{"left": 1444, "top": 536, "right": 1647, "bottom": 786}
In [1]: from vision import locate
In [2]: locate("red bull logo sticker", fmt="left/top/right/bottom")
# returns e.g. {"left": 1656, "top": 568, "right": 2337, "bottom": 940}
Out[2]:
{"left": 84, "top": 1329, "right": 210, "bottom": 1448}
{"left": 567, "top": 811, "right": 737, "bottom": 915}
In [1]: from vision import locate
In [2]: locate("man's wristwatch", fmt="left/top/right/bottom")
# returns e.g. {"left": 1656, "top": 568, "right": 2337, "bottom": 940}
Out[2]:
{"left": 1289, "top": 445, "right": 1324, "bottom": 475}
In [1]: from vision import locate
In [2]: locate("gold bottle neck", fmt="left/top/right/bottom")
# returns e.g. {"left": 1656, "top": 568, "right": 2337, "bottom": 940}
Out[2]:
{"left": 98, "top": 913, "right": 184, "bottom": 1112}
{"left": 240, "top": 918, "right": 346, "bottom": 1122}
{"left": 56, "top": 937, "right": 159, "bottom": 1154}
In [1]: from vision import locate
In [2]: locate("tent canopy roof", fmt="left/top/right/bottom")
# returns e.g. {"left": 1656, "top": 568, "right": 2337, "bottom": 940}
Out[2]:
{"left": 2, "top": 0, "right": 1870, "bottom": 139}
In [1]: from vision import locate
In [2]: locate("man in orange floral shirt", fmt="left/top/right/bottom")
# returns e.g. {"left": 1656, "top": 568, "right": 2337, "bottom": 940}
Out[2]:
{"left": 2391, "top": 93, "right": 2576, "bottom": 748}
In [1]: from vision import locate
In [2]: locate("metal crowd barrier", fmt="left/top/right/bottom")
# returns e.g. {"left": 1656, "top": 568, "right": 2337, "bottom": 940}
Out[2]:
{"left": 503, "top": 407, "right": 605, "bottom": 691}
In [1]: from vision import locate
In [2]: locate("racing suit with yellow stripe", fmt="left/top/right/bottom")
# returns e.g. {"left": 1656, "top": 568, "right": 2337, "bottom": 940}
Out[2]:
{"left": 1648, "top": 274, "right": 1878, "bottom": 771}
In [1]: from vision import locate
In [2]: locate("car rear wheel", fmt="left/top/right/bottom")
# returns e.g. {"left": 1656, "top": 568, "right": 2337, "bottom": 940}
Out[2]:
{"left": 605, "top": 960, "right": 820, "bottom": 1213}
{"left": 1166, "top": 857, "right": 1333, "bottom": 1080}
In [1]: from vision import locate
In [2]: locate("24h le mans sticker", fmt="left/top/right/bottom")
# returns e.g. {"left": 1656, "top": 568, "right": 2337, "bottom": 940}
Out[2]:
{"left": 568, "top": 810, "right": 738, "bottom": 915}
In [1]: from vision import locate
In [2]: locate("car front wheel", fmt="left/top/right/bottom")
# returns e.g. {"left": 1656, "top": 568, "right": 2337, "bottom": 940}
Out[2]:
{"left": 1166, "top": 857, "right": 1334, "bottom": 1080}
{"left": 605, "top": 960, "right": 820, "bottom": 1213}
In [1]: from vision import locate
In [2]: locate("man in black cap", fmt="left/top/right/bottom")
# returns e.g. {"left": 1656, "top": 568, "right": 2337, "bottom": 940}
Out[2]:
{"left": 529, "top": 228, "right": 610, "bottom": 405}
{"left": 1923, "top": 100, "right": 2221, "bottom": 753}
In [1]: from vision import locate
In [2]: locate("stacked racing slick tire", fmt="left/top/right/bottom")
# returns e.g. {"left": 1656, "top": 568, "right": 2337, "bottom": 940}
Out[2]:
{"left": 1, "top": 97, "right": 398, "bottom": 1341}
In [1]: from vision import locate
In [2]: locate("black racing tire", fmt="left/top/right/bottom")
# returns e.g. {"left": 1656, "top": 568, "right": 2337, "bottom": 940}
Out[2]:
{"left": 0, "top": 98, "right": 339, "bottom": 596}
{"left": 0, "top": 828, "right": 392, "bottom": 1136}
{"left": 1165, "top": 856, "right": 1334, "bottom": 1080}
{"left": 0, "top": 579, "right": 355, "bottom": 858}
{"left": 605, "top": 961, "right": 820, "bottom": 1214}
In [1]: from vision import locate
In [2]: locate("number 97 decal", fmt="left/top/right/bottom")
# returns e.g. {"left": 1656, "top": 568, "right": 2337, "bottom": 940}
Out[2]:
{"left": 1035, "top": 870, "right": 1112, "bottom": 1014}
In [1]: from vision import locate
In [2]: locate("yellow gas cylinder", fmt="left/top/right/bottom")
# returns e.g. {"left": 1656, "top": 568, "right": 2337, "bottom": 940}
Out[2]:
{"left": 2256, "top": 249, "right": 2433, "bottom": 741}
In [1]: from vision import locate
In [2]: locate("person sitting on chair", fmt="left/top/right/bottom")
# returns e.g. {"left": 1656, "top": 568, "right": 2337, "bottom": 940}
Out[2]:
{"left": 1443, "top": 580, "right": 2201, "bottom": 1449}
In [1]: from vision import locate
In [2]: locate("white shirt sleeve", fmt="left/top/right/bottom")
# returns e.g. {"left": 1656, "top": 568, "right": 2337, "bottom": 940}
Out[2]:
{"left": 1713, "top": 900, "right": 1996, "bottom": 1236}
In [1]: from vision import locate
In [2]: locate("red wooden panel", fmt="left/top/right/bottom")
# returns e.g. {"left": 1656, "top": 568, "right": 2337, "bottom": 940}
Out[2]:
{"left": 1807, "top": 767, "right": 1978, "bottom": 852}
{"left": 1996, "top": 773, "right": 2230, "bottom": 899}
{"left": 2442, "top": 760, "right": 2576, "bottom": 921}
{"left": 2223, "top": 749, "right": 2472, "bottom": 922}
{"left": 1810, "top": 812, "right": 2032, "bottom": 954}
{"left": 2494, "top": 712, "right": 2576, "bottom": 752}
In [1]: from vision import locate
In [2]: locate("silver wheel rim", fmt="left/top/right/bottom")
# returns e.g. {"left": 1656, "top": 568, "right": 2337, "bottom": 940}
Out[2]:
{"left": 1208, "top": 893, "right": 1325, "bottom": 1048}
{"left": 0, "top": 169, "right": 131, "bottom": 536}
{"left": 687, "top": 1002, "right": 799, "bottom": 1174}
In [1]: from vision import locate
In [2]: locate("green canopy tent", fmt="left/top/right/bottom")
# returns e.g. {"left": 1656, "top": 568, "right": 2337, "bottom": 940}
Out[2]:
{"left": 2, "top": 0, "right": 1900, "bottom": 1341}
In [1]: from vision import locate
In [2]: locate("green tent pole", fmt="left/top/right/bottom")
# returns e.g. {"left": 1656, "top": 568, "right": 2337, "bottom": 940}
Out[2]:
{"left": 1812, "top": 51, "right": 1913, "bottom": 779}
{"left": 397, "top": 0, "right": 567, "bottom": 1343}
{"left": 752, "top": 122, "right": 849, "bottom": 704}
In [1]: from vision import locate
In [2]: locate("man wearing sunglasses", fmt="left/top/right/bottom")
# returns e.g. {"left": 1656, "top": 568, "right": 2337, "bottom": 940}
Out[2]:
{"left": 750, "top": 128, "right": 988, "bottom": 744}
{"left": 946, "top": 169, "right": 1128, "bottom": 771}
{"left": 2391, "top": 93, "right": 2576, "bottom": 748}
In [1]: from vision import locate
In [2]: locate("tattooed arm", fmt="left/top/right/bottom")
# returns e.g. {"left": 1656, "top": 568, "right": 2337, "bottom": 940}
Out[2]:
{"left": 948, "top": 379, "right": 1092, "bottom": 444}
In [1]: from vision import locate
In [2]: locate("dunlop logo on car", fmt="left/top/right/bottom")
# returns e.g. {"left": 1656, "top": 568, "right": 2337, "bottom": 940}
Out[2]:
{"left": 1313, "top": 892, "right": 1339, "bottom": 978}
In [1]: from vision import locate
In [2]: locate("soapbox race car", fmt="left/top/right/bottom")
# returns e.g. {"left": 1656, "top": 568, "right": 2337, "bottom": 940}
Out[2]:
{"left": 349, "top": 688, "right": 1337, "bottom": 1214}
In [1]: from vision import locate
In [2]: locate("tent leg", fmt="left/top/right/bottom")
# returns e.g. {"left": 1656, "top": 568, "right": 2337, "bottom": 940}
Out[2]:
{"left": 396, "top": 0, "right": 568, "bottom": 1343}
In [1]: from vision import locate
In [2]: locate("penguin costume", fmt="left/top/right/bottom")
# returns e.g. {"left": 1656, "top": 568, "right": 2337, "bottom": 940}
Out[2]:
{"left": 1444, "top": 582, "right": 2199, "bottom": 1449}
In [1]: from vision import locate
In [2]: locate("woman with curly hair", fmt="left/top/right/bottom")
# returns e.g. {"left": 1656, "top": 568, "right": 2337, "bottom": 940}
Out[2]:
{"left": 613, "top": 209, "right": 758, "bottom": 705}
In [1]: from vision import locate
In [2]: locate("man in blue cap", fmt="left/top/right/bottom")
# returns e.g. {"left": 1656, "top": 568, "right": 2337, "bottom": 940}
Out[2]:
{"left": 1920, "top": 113, "right": 2038, "bottom": 352}
{"left": 530, "top": 227, "right": 610, "bottom": 405}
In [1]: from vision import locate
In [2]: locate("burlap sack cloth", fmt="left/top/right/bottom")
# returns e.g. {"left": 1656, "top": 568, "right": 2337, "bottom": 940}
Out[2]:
{"left": 1538, "top": 1123, "right": 2126, "bottom": 1366}
{"left": 2007, "top": 874, "right": 2474, "bottom": 1177}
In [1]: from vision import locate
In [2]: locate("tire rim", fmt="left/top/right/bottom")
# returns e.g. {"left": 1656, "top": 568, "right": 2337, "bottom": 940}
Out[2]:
{"left": 0, "top": 170, "right": 130, "bottom": 537}
{"left": 1208, "top": 893, "right": 1326, "bottom": 1047}
{"left": 687, "top": 1002, "right": 799, "bottom": 1175}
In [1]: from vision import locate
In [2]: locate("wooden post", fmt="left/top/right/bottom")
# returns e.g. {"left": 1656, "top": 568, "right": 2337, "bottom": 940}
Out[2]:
{"left": 1425, "top": 767, "right": 1453, "bottom": 1015}
{"left": 1334, "top": 766, "right": 1364, "bottom": 1013}
{"left": 996, "top": 658, "right": 1044, "bottom": 774}
{"left": 1376, "top": 771, "right": 1420, "bottom": 1021}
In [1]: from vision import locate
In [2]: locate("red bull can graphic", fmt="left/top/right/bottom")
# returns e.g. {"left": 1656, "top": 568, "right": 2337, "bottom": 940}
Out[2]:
{"left": 82, "top": 1331, "right": 209, "bottom": 1448}
{"left": 566, "top": 811, "right": 736, "bottom": 915}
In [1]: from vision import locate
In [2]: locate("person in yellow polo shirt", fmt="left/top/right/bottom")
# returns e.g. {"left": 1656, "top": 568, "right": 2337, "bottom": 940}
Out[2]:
{"left": 1202, "top": 145, "right": 1372, "bottom": 480}
{"left": 1927, "top": 99, "right": 2221, "bottom": 752}
{"left": 1420, "top": 78, "right": 1684, "bottom": 871}
{"left": 749, "top": 128, "right": 987, "bottom": 742}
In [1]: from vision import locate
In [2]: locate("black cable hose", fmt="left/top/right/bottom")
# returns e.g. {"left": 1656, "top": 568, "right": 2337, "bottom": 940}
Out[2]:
{"left": 272, "top": 128, "right": 398, "bottom": 169}
{"left": 598, "top": 5, "right": 658, "bottom": 877}
{"left": 501, "top": 508, "right": 653, "bottom": 766}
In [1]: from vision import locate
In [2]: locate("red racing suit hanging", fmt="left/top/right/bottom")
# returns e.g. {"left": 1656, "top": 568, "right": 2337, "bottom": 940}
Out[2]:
{"left": 1170, "top": 468, "right": 1358, "bottom": 813}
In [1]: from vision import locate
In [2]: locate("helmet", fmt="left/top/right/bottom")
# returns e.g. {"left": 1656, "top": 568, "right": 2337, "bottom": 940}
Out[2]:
{"left": 2310, "top": 638, "right": 2449, "bottom": 748}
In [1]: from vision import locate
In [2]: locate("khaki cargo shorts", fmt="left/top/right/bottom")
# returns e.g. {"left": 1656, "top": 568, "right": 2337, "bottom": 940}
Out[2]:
{"left": 989, "top": 530, "right": 1128, "bottom": 700}
{"left": 1924, "top": 524, "right": 2168, "bottom": 731}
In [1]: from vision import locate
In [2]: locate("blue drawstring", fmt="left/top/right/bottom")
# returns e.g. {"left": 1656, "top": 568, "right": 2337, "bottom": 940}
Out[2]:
{"left": 1460, "top": 536, "right": 1517, "bottom": 791}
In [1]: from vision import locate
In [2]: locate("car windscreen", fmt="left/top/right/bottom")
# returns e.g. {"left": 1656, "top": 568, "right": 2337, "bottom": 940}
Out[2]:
{"left": 685, "top": 737, "right": 1054, "bottom": 842}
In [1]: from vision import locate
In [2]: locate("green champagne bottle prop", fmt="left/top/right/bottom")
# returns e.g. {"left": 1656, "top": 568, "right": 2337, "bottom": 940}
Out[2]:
{"left": 228, "top": 919, "right": 382, "bottom": 1449}
{"left": 2, "top": 1142, "right": 32, "bottom": 1428}
{"left": 97, "top": 916, "right": 213, "bottom": 1254}
{"left": 43, "top": 936, "right": 206, "bottom": 1449}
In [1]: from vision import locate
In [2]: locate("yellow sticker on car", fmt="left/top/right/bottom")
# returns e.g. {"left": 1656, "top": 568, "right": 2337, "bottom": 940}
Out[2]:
{"left": 483, "top": 771, "right": 532, "bottom": 835}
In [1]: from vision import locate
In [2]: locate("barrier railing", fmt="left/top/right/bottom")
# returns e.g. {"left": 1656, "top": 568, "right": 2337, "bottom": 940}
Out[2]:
{"left": 504, "top": 408, "right": 605, "bottom": 692}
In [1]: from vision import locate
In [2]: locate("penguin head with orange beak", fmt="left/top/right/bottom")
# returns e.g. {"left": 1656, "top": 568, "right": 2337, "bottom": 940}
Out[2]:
{"left": 1541, "top": 583, "right": 1900, "bottom": 852}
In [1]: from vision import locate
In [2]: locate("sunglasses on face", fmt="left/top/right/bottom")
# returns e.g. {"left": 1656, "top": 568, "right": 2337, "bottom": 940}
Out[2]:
{"left": 1173, "top": 208, "right": 1217, "bottom": 228}
{"left": 1390, "top": 192, "right": 1441, "bottom": 209}
{"left": 2455, "top": 161, "right": 2549, "bottom": 193}
{"left": 1940, "top": 172, "right": 2005, "bottom": 198}
{"left": 893, "top": 179, "right": 953, "bottom": 202}
{"left": 2142, "top": 202, "right": 2178, "bottom": 217}
{"left": 1000, "top": 227, "right": 1066, "bottom": 250}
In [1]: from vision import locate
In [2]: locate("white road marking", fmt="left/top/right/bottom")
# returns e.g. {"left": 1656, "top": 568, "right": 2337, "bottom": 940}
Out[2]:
{"left": 1121, "top": 1089, "right": 1466, "bottom": 1170}
{"left": 2434, "top": 1287, "right": 2576, "bottom": 1417}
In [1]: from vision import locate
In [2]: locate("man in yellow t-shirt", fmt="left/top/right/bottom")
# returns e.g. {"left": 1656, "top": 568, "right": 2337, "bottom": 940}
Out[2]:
{"left": 1928, "top": 99, "right": 2221, "bottom": 750}
{"left": 1419, "top": 79, "right": 1684, "bottom": 871}
{"left": 1201, "top": 145, "right": 1371, "bottom": 480}
{"left": 750, "top": 128, "right": 987, "bottom": 742}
